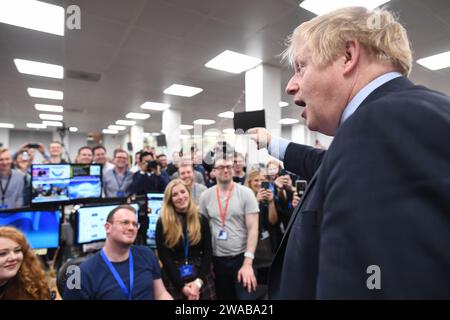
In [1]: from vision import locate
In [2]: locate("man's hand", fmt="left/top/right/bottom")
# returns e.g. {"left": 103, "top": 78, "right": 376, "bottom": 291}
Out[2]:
{"left": 248, "top": 127, "right": 272, "bottom": 150}
{"left": 292, "top": 194, "right": 301, "bottom": 207}
{"left": 182, "top": 284, "right": 199, "bottom": 300}
{"left": 237, "top": 261, "right": 257, "bottom": 293}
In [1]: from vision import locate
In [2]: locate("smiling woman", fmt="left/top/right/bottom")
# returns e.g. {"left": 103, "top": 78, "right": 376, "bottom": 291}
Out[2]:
{"left": 0, "top": 226, "right": 51, "bottom": 300}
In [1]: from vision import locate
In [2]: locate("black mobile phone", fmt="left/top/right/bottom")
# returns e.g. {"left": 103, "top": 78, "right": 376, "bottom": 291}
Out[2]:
{"left": 296, "top": 180, "right": 307, "bottom": 195}
{"left": 279, "top": 168, "right": 287, "bottom": 176}
{"left": 27, "top": 143, "right": 40, "bottom": 149}
{"left": 261, "top": 181, "right": 270, "bottom": 190}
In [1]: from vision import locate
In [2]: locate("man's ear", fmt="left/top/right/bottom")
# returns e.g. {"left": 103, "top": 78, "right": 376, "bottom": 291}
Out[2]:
{"left": 343, "top": 40, "right": 361, "bottom": 75}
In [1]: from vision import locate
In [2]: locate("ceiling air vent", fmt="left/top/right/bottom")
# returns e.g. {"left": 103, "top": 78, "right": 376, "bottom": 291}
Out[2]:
{"left": 65, "top": 69, "right": 101, "bottom": 82}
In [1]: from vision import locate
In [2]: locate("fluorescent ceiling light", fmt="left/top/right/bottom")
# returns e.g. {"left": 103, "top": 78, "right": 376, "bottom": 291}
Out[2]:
{"left": 140, "top": 102, "right": 170, "bottom": 111}
{"left": 218, "top": 111, "right": 234, "bottom": 119}
{"left": 27, "top": 123, "right": 46, "bottom": 129}
{"left": 39, "top": 113, "right": 63, "bottom": 121}
{"left": 417, "top": 51, "right": 450, "bottom": 70}
{"left": 103, "top": 129, "right": 118, "bottom": 134}
{"left": 180, "top": 134, "right": 191, "bottom": 139}
{"left": 108, "top": 125, "right": 126, "bottom": 131}
{"left": 180, "top": 124, "right": 193, "bottom": 130}
{"left": 0, "top": 123, "right": 14, "bottom": 128}
{"left": 69, "top": 127, "right": 78, "bottom": 132}
{"left": 35, "top": 104, "right": 63, "bottom": 113}
{"left": 279, "top": 101, "right": 289, "bottom": 107}
{"left": 0, "top": 0, "right": 64, "bottom": 36}
{"left": 27, "top": 88, "right": 63, "bottom": 100}
{"left": 116, "top": 120, "right": 136, "bottom": 126}
{"left": 143, "top": 132, "right": 151, "bottom": 138}
{"left": 193, "top": 119, "right": 215, "bottom": 125}
{"left": 14, "top": 59, "right": 63, "bottom": 79}
{"left": 299, "top": 0, "right": 390, "bottom": 16}
{"left": 205, "top": 50, "right": 262, "bottom": 74}
{"left": 163, "top": 84, "right": 203, "bottom": 97}
{"left": 126, "top": 112, "right": 150, "bottom": 120}
{"left": 280, "top": 118, "right": 300, "bottom": 125}
{"left": 42, "top": 120, "right": 63, "bottom": 127}
{"left": 151, "top": 132, "right": 162, "bottom": 136}
{"left": 223, "top": 128, "right": 235, "bottom": 134}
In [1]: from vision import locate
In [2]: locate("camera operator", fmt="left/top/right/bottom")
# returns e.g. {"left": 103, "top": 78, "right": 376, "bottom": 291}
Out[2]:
{"left": 131, "top": 151, "right": 169, "bottom": 195}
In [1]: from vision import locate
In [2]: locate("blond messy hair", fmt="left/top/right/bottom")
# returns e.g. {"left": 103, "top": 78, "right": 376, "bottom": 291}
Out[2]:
{"left": 283, "top": 6, "right": 412, "bottom": 76}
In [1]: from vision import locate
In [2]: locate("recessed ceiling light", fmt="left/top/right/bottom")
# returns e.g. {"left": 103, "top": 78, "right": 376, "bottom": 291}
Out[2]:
{"left": 116, "top": 120, "right": 136, "bottom": 126}
{"left": 39, "top": 113, "right": 63, "bottom": 121}
{"left": 140, "top": 102, "right": 170, "bottom": 111}
{"left": 108, "top": 125, "right": 126, "bottom": 131}
{"left": 103, "top": 129, "right": 118, "bottom": 134}
{"left": 151, "top": 132, "right": 162, "bottom": 136}
{"left": 27, "top": 88, "right": 63, "bottom": 100}
{"left": 14, "top": 59, "right": 63, "bottom": 79}
{"left": 279, "top": 101, "right": 289, "bottom": 107}
{"left": 205, "top": 131, "right": 221, "bottom": 137}
{"left": 417, "top": 51, "right": 450, "bottom": 70}
{"left": 163, "top": 84, "right": 203, "bottom": 97}
{"left": 0, "top": 123, "right": 14, "bottom": 128}
{"left": 0, "top": 0, "right": 64, "bottom": 36}
{"left": 35, "top": 104, "right": 63, "bottom": 113}
{"left": 180, "top": 124, "right": 193, "bottom": 130}
{"left": 69, "top": 127, "right": 78, "bottom": 132}
{"left": 42, "top": 120, "right": 63, "bottom": 127}
{"left": 223, "top": 128, "right": 235, "bottom": 134}
{"left": 126, "top": 112, "right": 150, "bottom": 120}
{"left": 280, "top": 118, "right": 300, "bottom": 125}
{"left": 218, "top": 111, "right": 234, "bottom": 118}
{"left": 27, "top": 123, "right": 46, "bottom": 129}
{"left": 205, "top": 50, "right": 262, "bottom": 74}
{"left": 193, "top": 119, "right": 215, "bottom": 125}
{"left": 299, "top": 0, "right": 391, "bottom": 16}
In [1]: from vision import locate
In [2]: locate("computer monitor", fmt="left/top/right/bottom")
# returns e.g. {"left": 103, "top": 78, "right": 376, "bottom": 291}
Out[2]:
{"left": 146, "top": 193, "right": 164, "bottom": 248}
{"left": 75, "top": 203, "right": 139, "bottom": 244}
{"left": 31, "top": 164, "right": 102, "bottom": 204}
{"left": 0, "top": 208, "right": 61, "bottom": 249}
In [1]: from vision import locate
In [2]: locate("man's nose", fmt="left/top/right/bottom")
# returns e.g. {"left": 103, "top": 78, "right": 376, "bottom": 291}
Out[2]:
{"left": 285, "top": 76, "right": 298, "bottom": 95}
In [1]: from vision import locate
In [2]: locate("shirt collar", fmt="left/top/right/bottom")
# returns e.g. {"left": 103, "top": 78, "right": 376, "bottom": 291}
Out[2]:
{"left": 340, "top": 72, "right": 402, "bottom": 125}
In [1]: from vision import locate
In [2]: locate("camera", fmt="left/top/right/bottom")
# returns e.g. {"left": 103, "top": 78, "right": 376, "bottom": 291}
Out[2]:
{"left": 279, "top": 169, "right": 288, "bottom": 176}
{"left": 26, "top": 143, "right": 41, "bottom": 149}
{"left": 148, "top": 160, "right": 158, "bottom": 170}
{"left": 295, "top": 180, "right": 307, "bottom": 196}
{"left": 261, "top": 181, "right": 270, "bottom": 190}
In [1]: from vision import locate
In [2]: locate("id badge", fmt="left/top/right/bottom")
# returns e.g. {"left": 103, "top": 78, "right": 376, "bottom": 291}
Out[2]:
{"left": 217, "top": 229, "right": 228, "bottom": 240}
{"left": 116, "top": 191, "right": 125, "bottom": 197}
{"left": 260, "top": 230, "right": 270, "bottom": 240}
{"left": 179, "top": 264, "right": 194, "bottom": 278}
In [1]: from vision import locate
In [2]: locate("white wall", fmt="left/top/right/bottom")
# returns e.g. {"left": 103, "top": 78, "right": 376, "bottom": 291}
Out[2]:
{"left": 0, "top": 128, "right": 9, "bottom": 148}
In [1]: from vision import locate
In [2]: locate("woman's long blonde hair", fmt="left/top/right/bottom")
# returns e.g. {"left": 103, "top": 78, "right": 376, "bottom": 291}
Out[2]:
{"left": 0, "top": 226, "right": 50, "bottom": 300}
{"left": 244, "top": 170, "right": 262, "bottom": 195}
{"left": 160, "top": 179, "right": 201, "bottom": 249}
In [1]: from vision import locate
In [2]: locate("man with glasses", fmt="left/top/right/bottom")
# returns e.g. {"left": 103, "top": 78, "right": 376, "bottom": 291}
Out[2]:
{"left": 63, "top": 205, "right": 172, "bottom": 300}
{"left": 199, "top": 156, "right": 259, "bottom": 300}
{"left": 103, "top": 149, "right": 133, "bottom": 198}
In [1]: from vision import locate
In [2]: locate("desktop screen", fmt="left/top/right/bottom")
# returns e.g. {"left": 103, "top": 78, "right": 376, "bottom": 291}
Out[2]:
{"left": 31, "top": 164, "right": 102, "bottom": 204}
{"left": 0, "top": 209, "right": 61, "bottom": 249}
{"left": 76, "top": 203, "right": 139, "bottom": 244}
{"left": 146, "top": 193, "right": 164, "bottom": 248}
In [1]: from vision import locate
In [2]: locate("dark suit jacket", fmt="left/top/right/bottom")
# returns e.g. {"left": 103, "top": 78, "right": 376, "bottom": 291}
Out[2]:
{"left": 268, "top": 77, "right": 450, "bottom": 299}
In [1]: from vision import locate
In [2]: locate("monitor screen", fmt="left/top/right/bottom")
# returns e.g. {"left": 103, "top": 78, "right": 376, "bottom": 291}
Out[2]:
{"left": 146, "top": 193, "right": 164, "bottom": 248}
{"left": 0, "top": 209, "right": 61, "bottom": 249}
{"left": 31, "top": 164, "right": 102, "bottom": 204}
{"left": 76, "top": 203, "right": 139, "bottom": 244}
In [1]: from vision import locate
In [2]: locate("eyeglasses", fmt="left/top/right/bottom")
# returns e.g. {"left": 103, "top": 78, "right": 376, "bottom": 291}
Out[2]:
{"left": 214, "top": 165, "right": 233, "bottom": 171}
{"left": 111, "top": 219, "right": 140, "bottom": 229}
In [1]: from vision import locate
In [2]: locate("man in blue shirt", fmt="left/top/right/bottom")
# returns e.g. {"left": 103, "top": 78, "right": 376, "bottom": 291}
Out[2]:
{"left": 63, "top": 205, "right": 172, "bottom": 300}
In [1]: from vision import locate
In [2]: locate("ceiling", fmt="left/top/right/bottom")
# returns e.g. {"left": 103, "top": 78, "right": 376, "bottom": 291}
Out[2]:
{"left": 1, "top": 0, "right": 450, "bottom": 134}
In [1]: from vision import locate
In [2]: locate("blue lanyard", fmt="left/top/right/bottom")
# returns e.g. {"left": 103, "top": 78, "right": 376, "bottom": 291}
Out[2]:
{"left": 182, "top": 231, "right": 189, "bottom": 263}
{"left": 100, "top": 249, "right": 134, "bottom": 300}
{"left": 113, "top": 170, "right": 129, "bottom": 192}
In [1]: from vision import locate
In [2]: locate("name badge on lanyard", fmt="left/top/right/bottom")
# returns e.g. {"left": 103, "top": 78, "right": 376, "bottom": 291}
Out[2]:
{"left": 0, "top": 173, "right": 12, "bottom": 209}
{"left": 179, "top": 235, "right": 194, "bottom": 278}
{"left": 215, "top": 183, "right": 234, "bottom": 241}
